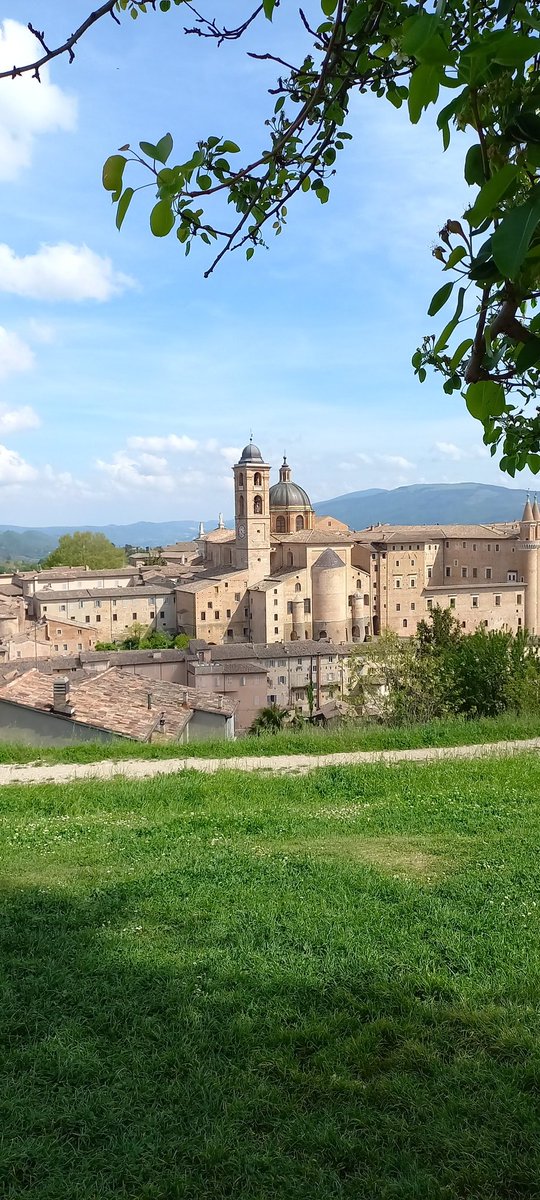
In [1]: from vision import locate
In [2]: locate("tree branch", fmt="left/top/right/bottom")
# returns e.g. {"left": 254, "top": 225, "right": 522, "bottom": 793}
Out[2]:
{"left": 0, "top": 2, "right": 121, "bottom": 81}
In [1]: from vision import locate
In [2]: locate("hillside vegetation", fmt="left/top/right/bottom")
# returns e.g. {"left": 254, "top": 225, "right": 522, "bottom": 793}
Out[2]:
{"left": 1, "top": 756, "right": 540, "bottom": 1198}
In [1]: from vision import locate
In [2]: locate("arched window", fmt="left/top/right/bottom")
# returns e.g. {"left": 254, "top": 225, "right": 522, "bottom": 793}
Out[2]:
{"left": 254, "top": 495, "right": 262, "bottom": 514}
{"left": 357, "top": 579, "right": 362, "bottom": 589}
{"left": 352, "top": 624, "right": 360, "bottom": 640}
{"left": 238, "top": 472, "right": 244, "bottom": 487}
{"left": 238, "top": 495, "right": 244, "bottom": 517}
{"left": 254, "top": 472, "right": 262, "bottom": 487}
{"left": 296, "top": 514, "right": 304, "bottom": 531}
{"left": 287, "top": 552, "right": 294, "bottom": 566}
{"left": 319, "top": 629, "right": 327, "bottom": 640}
{"left": 295, "top": 582, "right": 301, "bottom": 592}
{"left": 276, "top": 515, "right": 286, "bottom": 533}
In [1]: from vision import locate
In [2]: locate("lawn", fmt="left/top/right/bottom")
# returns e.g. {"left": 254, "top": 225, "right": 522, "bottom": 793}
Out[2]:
{"left": 0, "top": 708, "right": 539, "bottom": 763}
{"left": 1, "top": 756, "right": 540, "bottom": 1198}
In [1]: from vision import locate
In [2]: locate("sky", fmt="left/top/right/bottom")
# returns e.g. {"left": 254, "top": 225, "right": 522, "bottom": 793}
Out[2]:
{"left": 0, "top": 2, "right": 533, "bottom": 526}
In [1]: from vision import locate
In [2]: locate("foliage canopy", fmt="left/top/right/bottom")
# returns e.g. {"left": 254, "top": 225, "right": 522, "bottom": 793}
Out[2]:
{"left": 43, "top": 531, "right": 127, "bottom": 570}
{"left": 8, "top": 1, "right": 540, "bottom": 473}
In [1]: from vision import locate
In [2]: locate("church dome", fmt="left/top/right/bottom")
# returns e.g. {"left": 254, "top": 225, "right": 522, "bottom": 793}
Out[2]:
{"left": 269, "top": 480, "right": 312, "bottom": 509}
{"left": 239, "top": 441, "right": 263, "bottom": 464}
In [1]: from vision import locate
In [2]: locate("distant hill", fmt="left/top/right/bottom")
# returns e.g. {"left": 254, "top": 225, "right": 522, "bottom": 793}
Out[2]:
{"left": 313, "top": 482, "right": 530, "bottom": 528}
{"left": 0, "top": 483, "right": 533, "bottom": 562}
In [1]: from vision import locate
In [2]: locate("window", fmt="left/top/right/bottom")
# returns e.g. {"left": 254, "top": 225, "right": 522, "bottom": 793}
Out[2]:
{"left": 396, "top": 603, "right": 401, "bottom": 612}
{"left": 445, "top": 541, "right": 449, "bottom": 548}
{"left": 507, "top": 571, "right": 517, "bottom": 582}
{"left": 95, "top": 599, "right": 101, "bottom": 608}
{"left": 472, "top": 568, "right": 478, "bottom": 579}
{"left": 96, "top": 615, "right": 101, "bottom": 623}
{"left": 445, "top": 566, "right": 451, "bottom": 578}
{"left": 85, "top": 615, "right": 90, "bottom": 623}
{"left": 454, "top": 559, "right": 458, "bottom": 567}
{"left": 395, "top": 579, "right": 401, "bottom": 589}
{"left": 297, "top": 657, "right": 302, "bottom": 665}
{"left": 518, "top": 617, "right": 522, "bottom": 627}
{"left": 416, "top": 544, "right": 420, "bottom": 550}
{"left": 427, "top": 567, "right": 432, "bottom": 579}
{"left": 77, "top": 643, "right": 82, "bottom": 650}
{"left": 276, "top": 517, "right": 286, "bottom": 534}
{"left": 208, "top": 600, "right": 213, "bottom": 609}
{"left": 427, "top": 599, "right": 433, "bottom": 610}
{"left": 274, "top": 627, "right": 279, "bottom": 634}
{"left": 63, "top": 643, "right": 68, "bottom": 651}
{"left": 268, "top": 694, "right": 277, "bottom": 704}
{"left": 403, "top": 618, "right": 408, "bottom": 628}
{"left": 411, "top": 602, "right": 416, "bottom": 611}
{"left": 132, "top": 613, "right": 137, "bottom": 620}
{"left": 113, "top": 613, "right": 118, "bottom": 622}
{"left": 295, "top": 515, "right": 304, "bottom": 531}
{"left": 244, "top": 607, "right": 248, "bottom": 617}
{"left": 238, "top": 472, "right": 244, "bottom": 487}
{"left": 396, "top": 560, "right": 400, "bottom": 567}
{"left": 254, "top": 495, "right": 263, "bottom": 514}
{"left": 485, "top": 568, "right": 492, "bottom": 580}
{"left": 227, "top": 629, "right": 234, "bottom": 639}
{"left": 60, "top": 604, "right": 66, "bottom": 612}
{"left": 54, "top": 643, "right": 59, "bottom": 651}
{"left": 225, "top": 582, "right": 228, "bottom": 589}
{"left": 463, "top": 541, "right": 466, "bottom": 549}
{"left": 410, "top": 577, "right": 416, "bottom": 588}
{"left": 254, "top": 471, "right": 262, "bottom": 487}
{"left": 473, "top": 543, "right": 477, "bottom": 551}
{"left": 112, "top": 599, "right": 117, "bottom": 607}
{"left": 287, "top": 601, "right": 293, "bottom": 614}
{"left": 496, "top": 544, "right": 500, "bottom": 552}
{"left": 472, "top": 596, "right": 478, "bottom": 608}
{"left": 364, "top": 594, "right": 369, "bottom": 605}
{"left": 79, "top": 600, "right": 84, "bottom": 608}
{"left": 235, "top": 593, "right": 241, "bottom": 601}
{"left": 517, "top": 593, "right": 523, "bottom": 605}
{"left": 295, "top": 582, "right": 301, "bottom": 592}
{"left": 487, "top": 543, "right": 491, "bottom": 551}
{"left": 238, "top": 495, "right": 244, "bottom": 517}
{"left": 462, "top": 567, "right": 468, "bottom": 579}
{"left": 243, "top": 627, "right": 248, "bottom": 636}
{"left": 278, "top": 675, "right": 286, "bottom": 685}
{"left": 215, "top": 611, "right": 220, "bottom": 620}
{"left": 56, "top": 628, "right": 62, "bottom": 634}
{"left": 495, "top": 595, "right": 501, "bottom": 606}
{"left": 304, "top": 598, "right": 311, "bottom": 614}
{"left": 150, "top": 611, "right": 155, "bottom": 618}
{"left": 226, "top": 608, "right": 231, "bottom": 618}
{"left": 200, "top": 611, "right": 206, "bottom": 621}
{"left": 411, "top": 559, "right": 415, "bottom": 567}
{"left": 450, "top": 597, "right": 456, "bottom": 608}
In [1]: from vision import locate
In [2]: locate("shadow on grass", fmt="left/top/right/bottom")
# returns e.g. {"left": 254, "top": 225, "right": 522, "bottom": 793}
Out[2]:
{"left": 1, "top": 881, "right": 539, "bottom": 1200}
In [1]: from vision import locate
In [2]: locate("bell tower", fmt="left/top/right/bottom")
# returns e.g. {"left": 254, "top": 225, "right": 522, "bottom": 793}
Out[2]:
{"left": 233, "top": 438, "right": 271, "bottom": 578}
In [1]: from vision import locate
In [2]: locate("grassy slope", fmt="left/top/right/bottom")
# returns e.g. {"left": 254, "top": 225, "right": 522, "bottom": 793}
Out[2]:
{"left": 1, "top": 756, "right": 540, "bottom": 1198}
{"left": 0, "top": 710, "right": 539, "bottom": 763}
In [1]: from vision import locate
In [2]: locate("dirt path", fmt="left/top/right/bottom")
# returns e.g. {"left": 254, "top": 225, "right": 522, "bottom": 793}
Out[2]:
{"left": 0, "top": 736, "right": 538, "bottom": 786}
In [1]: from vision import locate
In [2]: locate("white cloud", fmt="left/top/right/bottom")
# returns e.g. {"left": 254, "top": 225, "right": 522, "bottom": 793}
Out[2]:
{"left": 435, "top": 441, "right": 488, "bottom": 461}
{"left": 0, "top": 327, "right": 34, "bottom": 379}
{"left": 0, "top": 20, "right": 77, "bottom": 180}
{"left": 0, "top": 243, "right": 134, "bottom": 302}
{"left": 0, "top": 444, "right": 37, "bottom": 485}
{"left": 380, "top": 454, "right": 416, "bottom": 470}
{"left": 127, "top": 433, "right": 198, "bottom": 453}
{"left": 219, "top": 445, "right": 241, "bottom": 462}
{"left": 96, "top": 451, "right": 176, "bottom": 493}
{"left": 0, "top": 405, "right": 40, "bottom": 435}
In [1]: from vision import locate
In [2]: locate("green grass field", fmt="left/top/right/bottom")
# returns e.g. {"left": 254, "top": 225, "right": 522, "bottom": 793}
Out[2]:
{"left": 0, "top": 709, "right": 539, "bottom": 764}
{"left": 2, "top": 755, "right": 540, "bottom": 1198}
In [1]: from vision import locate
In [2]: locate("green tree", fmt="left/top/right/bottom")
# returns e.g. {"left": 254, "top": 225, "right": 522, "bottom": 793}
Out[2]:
{"left": 249, "top": 704, "right": 289, "bottom": 735}
{"left": 417, "top": 604, "right": 462, "bottom": 654}
{"left": 351, "top": 631, "right": 448, "bottom": 724}
{"left": 43, "top": 532, "right": 126, "bottom": 570}
{"left": 7, "top": 2, "right": 540, "bottom": 474}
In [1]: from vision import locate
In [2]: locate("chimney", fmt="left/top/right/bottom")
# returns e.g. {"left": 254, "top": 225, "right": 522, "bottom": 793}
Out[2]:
{"left": 52, "top": 677, "right": 74, "bottom": 716}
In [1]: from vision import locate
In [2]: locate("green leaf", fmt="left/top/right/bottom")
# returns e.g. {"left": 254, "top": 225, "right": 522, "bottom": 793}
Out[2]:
{"left": 466, "top": 163, "right": 519, "bottom": 228}
{"left": 102, "top": 154, "right": 126, "bottom": 193}
{"left": 139, "top": 140, "right": 158, "bottom": 158}
{"left": 464, "top": 144, "right": 485, "bottom": 186}
{"left": 246, "top": 247, "right": 255, "bottom": 261}
{"left": 434, "top": 286, "right": 465, "bottom": 351}
{"left": 346, "top": 3, "right": 367, "bottom": 36}
{"left": 489, "top": 32, "right": 538, "bottom": 66}
{"left": 301, "top": 176, "right": 311, "bottom": 192}
{"left": 220, "top": 140, "right": 241, "bottom": 154}
{"left": 262, "top": 0, "right": 276, "bottom": 18}
{"left": 150, "top": 199, "right": 175, "bottom": 237}
{"left": 449, "top": 338, "right": 473, "bottom": 371}
{"left": 408, "top": 64, "right": 440, "bottom": 124}
{"left": 528, "top": 454, "right": 540, "bottom": 474}
{"left": 402, "top": 13, "right": 440, "bottom": 57}
{"left": 428, "top": 280, "right": 454, "bottom": 317}
{"left": 515, "top": 337, "right": 540, "bottom": 372}
{"left": 196, "top": 174, "right": 212, "bottom": 191}
{"left": 466, "top": 380, "right": 505, "bottom": 421}
{"left": 321, "top": 0, "right": 338, "bottom": 14}
{"left": 154, "top": 132, "right": 173, "bottom": 164}
{"left": 316, "top": 185, "right": 330, "bottom": 204}
{"left": 115, "top": 186, "right": 134, "bottom": 230}
{"left": 491, "top": 193, "right": 540, "bottom": 279}
{"left": 444, "top": 246, "right": 467, "bottom": 270}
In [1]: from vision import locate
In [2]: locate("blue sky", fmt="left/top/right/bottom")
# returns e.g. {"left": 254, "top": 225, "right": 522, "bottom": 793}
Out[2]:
{"left": 0, "top": 2, "right": 532, "bottom": 525}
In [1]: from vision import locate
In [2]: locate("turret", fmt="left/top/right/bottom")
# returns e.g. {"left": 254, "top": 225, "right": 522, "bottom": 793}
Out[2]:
{"left": 518, "top": 495, "right": 540, "bottom": 634}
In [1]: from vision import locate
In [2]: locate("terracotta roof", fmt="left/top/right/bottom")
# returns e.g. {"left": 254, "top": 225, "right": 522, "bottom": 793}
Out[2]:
{"left": 16, "top": 567, "right": 138, "bottom": 581}
{"left": 272, "top": 528, "right": 357, "bottom": 544}
{"left": 190, "top": 660, "right": 267, "bottom": 676}
{"left": 198, "top": 640, "right": 352, "bottom": 661}
{"left": 0, "top": 666, "right": 236, "bottom": 741}
{"left": 354, "top": 523, "right": 518, "bottom": 543}
{"left": 202, "top": 528, "right": 236, "bottom": 543}
{"left": 34, "top": 584, "right": 174, "bottom": 602}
